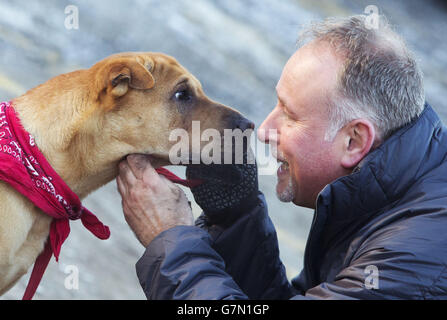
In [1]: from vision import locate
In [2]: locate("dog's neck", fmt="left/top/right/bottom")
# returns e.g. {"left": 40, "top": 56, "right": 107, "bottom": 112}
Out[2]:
{"left": 12, "top": 71, "right": 127, "bottom": 199}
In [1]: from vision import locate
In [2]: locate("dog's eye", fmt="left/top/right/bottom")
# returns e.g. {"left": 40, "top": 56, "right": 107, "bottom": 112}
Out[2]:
{"left": 174, "top": 89, "right": 192, "bottom": 102}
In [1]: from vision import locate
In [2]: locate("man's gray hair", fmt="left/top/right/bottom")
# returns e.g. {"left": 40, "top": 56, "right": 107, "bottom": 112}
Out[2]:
{"left": 298, "top": 15, "right": 425, "bottom": 142}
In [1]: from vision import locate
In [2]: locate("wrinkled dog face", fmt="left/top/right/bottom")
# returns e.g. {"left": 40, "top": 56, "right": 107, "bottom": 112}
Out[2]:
{"left": 90, "top": 52, "right": 253, "bottom": 166}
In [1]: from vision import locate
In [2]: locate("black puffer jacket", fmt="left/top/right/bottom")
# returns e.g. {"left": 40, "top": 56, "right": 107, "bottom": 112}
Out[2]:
{"left": 136, "top": 104, "right": 447, "bottom": 299}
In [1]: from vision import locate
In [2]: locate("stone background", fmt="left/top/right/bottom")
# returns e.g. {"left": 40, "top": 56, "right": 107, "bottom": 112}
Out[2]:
{"left": 1, "top": 0, "right": 446, "bottom": 299}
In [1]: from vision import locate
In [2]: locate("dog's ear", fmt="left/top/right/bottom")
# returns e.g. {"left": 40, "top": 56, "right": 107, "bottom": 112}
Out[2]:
{"left": 108, "top": 58, "right": 155, "bottom": 98}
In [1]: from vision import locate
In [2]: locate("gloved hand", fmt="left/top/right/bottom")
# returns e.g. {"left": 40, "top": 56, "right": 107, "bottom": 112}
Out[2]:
{"left": 186, "top": 147, "right": 259, "bottom": 227}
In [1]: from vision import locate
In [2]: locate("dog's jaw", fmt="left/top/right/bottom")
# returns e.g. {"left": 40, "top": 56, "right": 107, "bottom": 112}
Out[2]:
{"left": 123, "top": 153, "right": 171, "bottom": 170}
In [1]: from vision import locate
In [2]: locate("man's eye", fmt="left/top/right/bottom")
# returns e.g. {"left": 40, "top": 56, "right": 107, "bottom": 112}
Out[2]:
{"left": 174, "top": 90, "right": 192, "bottom": 102}
{"left": 280, "top": 104, "right": 291, "bottom": 118}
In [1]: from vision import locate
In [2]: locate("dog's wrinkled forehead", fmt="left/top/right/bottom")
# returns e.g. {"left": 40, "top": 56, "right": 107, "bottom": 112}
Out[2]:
{"left": 105, "top": 52, "right": 154, "bottom": 70}
{"left": 151, "top": 54, "right": 202, "bottom": 89}
{"left": 102, "top": 52, "right": 201, "bottom": 89}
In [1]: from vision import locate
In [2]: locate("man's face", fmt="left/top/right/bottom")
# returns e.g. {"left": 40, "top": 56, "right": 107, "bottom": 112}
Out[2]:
{"left": 258, "top": 41, "right": 349, "bottom": 209}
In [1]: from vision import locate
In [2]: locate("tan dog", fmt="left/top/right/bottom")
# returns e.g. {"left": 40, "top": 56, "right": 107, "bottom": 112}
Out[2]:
{"left": 0, "top": 52, "right": 253, "bottom": 296}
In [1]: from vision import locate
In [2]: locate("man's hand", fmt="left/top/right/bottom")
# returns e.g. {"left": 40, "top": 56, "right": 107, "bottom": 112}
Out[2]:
{"left": 116, "top": 154, "right": 194, "bottom": 247}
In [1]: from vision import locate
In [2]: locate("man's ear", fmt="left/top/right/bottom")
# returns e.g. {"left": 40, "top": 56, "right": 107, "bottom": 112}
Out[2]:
{"left": 340, "top": 119, "right": 377, "bottom": 170}
{"left": 107, "top": 58, "right": 155, "bottom": 98}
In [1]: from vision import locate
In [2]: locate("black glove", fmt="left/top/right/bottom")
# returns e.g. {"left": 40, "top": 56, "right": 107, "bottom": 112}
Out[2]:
{"left": 186, "top": 148, "right": 258, "bottom": 227}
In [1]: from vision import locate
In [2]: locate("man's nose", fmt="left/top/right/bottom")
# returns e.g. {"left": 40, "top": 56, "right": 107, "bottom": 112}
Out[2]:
{"left": 257, "top": 114, "right": 275, "bottom": 144}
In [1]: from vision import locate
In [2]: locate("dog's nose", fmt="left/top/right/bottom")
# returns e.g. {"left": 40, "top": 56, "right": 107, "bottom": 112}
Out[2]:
{"left": 229, "top": 116, "right": 255, "bottom": 131}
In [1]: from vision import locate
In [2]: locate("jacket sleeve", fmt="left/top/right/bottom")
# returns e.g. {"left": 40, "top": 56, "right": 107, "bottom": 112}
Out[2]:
{"left": 135, "top": 192, "right": 296, "bottom": 300}
{"left": 291, "top": 246, "right": 445, "bottom": 300}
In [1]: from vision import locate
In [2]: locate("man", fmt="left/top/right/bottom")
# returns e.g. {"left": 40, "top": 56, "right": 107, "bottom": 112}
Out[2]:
{"left": 116, "top": 15, "right": 447, "bottom": 299}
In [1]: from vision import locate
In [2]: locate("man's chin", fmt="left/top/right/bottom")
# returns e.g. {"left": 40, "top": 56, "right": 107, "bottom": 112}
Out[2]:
{"left": 276, "top": 179, "right": 295, "bottom": 203}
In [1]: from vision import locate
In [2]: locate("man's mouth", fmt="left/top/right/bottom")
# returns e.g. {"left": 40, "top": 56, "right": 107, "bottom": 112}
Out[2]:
{"left": 277, "top": 158, "right": 290, "bottom": 176}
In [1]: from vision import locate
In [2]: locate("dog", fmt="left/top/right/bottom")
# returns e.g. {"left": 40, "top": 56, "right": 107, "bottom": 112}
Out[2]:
{"left": 0, "top": 52, "right": 253, "bottom": 296}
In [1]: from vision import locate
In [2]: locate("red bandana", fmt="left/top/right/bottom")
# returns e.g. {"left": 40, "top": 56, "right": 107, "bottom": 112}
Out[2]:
{"left": 0, "top": 101, "right": 201, "bottom": 300}
{"left": 0, "top": 101, "right": 111, "bottom": 299}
